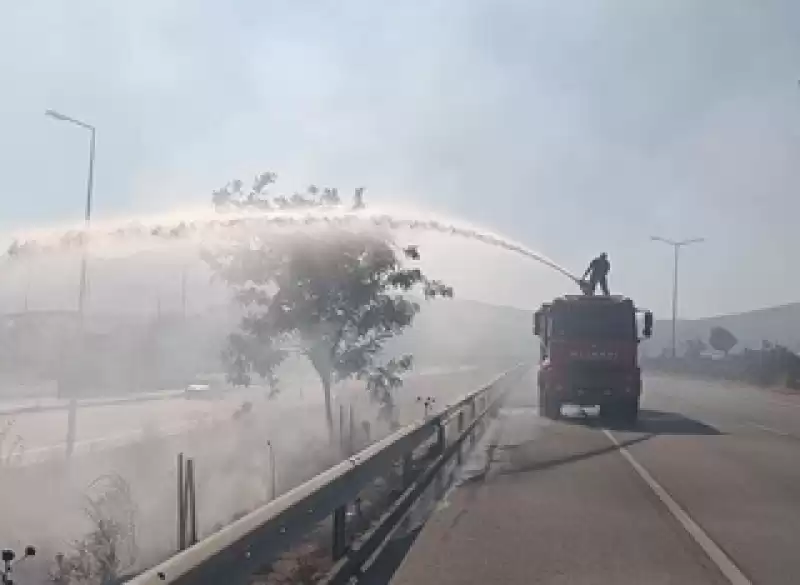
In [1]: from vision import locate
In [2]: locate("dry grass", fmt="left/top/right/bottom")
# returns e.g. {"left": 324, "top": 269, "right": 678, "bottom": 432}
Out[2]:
{"left": 49, "top": 474, "right": 138, "bottom": 585}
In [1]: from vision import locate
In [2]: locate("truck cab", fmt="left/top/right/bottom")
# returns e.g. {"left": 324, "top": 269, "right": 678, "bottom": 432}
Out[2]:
{"left": 534, "top": 295, "right": 653, "bottom": 424}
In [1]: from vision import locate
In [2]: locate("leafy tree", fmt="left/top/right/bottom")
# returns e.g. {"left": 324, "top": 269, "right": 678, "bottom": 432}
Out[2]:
{"left": 709, "top": 326, "right": 738, "bottom": 355}
{"left": 207, "top": 172, "right": 452, "bottom": 432}
{"left": 212, "top": 172, "right": 276, "bottom": 210}
{"left": 212, "top": 172, "right": 347, "bottom": 211}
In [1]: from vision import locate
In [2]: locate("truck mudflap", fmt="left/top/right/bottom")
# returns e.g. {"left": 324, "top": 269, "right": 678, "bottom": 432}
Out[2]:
{"left": 566, "top": 383, "right": 640, "bottom": 406}
{"left": 539, "top": 379, "right": 640, "bottom": 425}
{"left": 539, "top": 368, "right": 641, "bottom": 406}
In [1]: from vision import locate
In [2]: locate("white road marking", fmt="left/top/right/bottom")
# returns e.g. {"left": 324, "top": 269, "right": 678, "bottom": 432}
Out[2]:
{"left": 15, "top": 419, "right": 213, "bottom": 466}
{"left": 647, "top": 374, "right": 800, "bottom": 410}
{"left": 732, "top": 393, "right": 800, "bottom": 410}
{"left": 603, "top": 429, "right": 751, "bottom": 585}
{"left": 746, "top": 422, "right": 794, "bottom": 438}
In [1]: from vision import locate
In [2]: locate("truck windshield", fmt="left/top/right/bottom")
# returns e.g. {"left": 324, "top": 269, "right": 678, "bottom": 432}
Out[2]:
{"left": 552, "top": 306, "right": 634, "bottom": 340}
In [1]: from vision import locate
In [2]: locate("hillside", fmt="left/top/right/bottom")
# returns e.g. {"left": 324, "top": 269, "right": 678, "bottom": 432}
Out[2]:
{"left": 648, "top": 303, "right": 800, "bottom": 356}
{"left": 409, "top": 298, "right": 800, "bottom": 359}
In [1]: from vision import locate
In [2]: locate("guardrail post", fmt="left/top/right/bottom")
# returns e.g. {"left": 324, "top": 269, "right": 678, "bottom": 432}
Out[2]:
{"left": 186, "top": 458, "right": 198, "bottom": 546}
{"left": 177, "top": 453, "right": 186, "bottom": 551}
{"left": 437, "top": 420, "right": 446, "bottom": 455}
{"left": 339, "top": 404, "right": 346, "bottom": 457}
{"left": 65, "top": 398, "right": 77, "bottom": 459}
{"left": 177, "top": 454, "right": 197, "bottom": 551}
{"left": 457, "top": 411, "right": 465, "bottom": 465}
{"left": 349, "top": 404, "right": 356, "bottom": 456}
{"left": 470, "top": 398, "right": 477, "bottom": 445}
{"left": 332, "top": 506, "right": 347, "bottom": 560}
{"left": 402, "top": 453, "right": 413, "bottom": 488}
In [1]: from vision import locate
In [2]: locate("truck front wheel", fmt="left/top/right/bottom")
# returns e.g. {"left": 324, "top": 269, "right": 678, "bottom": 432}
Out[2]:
{"left": 539, "top": 385, "right": 561, "bottom": 420}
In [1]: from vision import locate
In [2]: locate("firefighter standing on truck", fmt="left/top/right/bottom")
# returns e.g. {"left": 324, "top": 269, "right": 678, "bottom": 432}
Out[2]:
{"left": 582, "top": 253, "right": 611, "bottom": 295}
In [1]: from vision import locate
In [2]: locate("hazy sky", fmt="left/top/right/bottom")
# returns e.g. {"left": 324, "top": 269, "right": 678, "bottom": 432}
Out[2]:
{"left": 2, "top": 1, "right": 800, "bottom": 318}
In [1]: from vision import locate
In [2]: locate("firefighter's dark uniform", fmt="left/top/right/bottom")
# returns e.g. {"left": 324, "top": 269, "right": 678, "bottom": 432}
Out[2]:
{"left": 583, "top": 254, "right": 610, "bottom": 296}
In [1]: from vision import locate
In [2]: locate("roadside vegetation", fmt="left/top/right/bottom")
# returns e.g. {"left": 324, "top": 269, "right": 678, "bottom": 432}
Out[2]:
{"left": 206, "top": 171, "right": 453, "bottom": 433}
{"left": 643, "top": 325, "right": 800, "bottom": 389}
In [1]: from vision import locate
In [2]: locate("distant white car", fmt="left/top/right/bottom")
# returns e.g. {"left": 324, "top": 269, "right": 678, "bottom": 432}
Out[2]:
{"left": 185, "top": 383, "right": 214, "bottom": 398}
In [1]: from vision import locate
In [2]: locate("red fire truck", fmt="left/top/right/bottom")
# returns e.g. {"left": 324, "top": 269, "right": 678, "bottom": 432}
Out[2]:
{"left": 534, "top": 295, "right": 653, "bottom": 425}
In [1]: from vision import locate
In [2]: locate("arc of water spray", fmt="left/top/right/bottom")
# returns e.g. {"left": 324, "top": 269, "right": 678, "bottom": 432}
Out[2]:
{"left": 370, "top": 215, "right": 579, "bottom": 283}
{"left": 4, "top": 211, "right": 580, "bottom": 284}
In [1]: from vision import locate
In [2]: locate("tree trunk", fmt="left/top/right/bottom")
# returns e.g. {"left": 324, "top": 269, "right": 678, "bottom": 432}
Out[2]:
{"left": 321, "top": 370, "right": 334, "bottom": 437}
{"left": 305, "top": 342, "right": 336, "bottom": 438}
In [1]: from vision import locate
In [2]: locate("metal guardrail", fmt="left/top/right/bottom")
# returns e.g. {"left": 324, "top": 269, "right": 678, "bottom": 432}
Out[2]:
{"left": 127, "top": 363, "right": 527, "bottom": 585}
{"left": 321, "top": 366, "right": 522, "bottom": 585}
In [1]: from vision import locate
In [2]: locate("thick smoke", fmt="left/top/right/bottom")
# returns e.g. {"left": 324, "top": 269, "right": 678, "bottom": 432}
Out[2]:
{"left": 0, "top": 210, "right": 547, "bottom": 583}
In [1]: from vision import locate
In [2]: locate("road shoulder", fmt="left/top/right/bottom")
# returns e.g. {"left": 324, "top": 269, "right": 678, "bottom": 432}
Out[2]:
{"left": 390, "top": 384, "right": 729, "bottom": 585}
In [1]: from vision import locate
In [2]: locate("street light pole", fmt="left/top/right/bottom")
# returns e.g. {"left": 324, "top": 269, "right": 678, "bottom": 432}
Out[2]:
{"left": 79, "top": 126, "right": 96, "bottom": 316}
{"left": 45, "top": 109, "right": 96, "bottom": 432}
{"left": 45, "top": 110, "right": 96, "bottom": 317}
{"left": 651, "top": 236, "right": 705, "bottom": 358}
{"left": 266, "top": 440, "right": 276, "bottom": 501}
{"left": 672, "top": 244, "right": 679, "bottom": 359}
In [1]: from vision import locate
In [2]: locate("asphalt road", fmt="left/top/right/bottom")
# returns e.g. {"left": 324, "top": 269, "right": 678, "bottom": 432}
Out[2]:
{"left": 390, "top": 371, "right": 800, "bottom": 585}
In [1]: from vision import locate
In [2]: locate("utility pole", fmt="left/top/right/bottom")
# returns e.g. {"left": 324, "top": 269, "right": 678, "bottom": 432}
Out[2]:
{"left": 650, "top": 236, "right": 705, "bottom": 358}
{"left": 352, "top": 187, "right": 365, "bottom": 210}
{"left": 23, "top": 264, "right": 30, "bottom": 313}
{"left": 181, "top": 266, "right": 187, "bottom": 320}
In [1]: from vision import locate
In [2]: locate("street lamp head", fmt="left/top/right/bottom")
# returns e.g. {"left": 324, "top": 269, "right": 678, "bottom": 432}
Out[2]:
{"left": 45, "top": 109, "right": 93, "bottom": 131}
{"left": 650, "top": 235, "right": 674, "bottom": 245}
{"left": 651, "top": 235, "right": 706, "bottom": 247}
{"left": 45, "top": 109, "right": 69, "bottom": 121}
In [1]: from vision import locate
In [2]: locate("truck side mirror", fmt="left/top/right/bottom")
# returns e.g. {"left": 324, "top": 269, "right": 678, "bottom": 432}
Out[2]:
{"left": 533, "top": 311, "right": 542, "bottom": 336}
{"left": 643, "top": 311, "right": 653, "bottom": 338}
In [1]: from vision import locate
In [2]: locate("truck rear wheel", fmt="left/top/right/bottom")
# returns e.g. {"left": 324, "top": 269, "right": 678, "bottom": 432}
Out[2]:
{"left": 619, "top": 398, "right": 640, "bottom": 426}
{"left": 600, "top": 397, "right": 639, "bottom": 427}
{"left": 539, "top": 385, "right": 561, "bottom": 420}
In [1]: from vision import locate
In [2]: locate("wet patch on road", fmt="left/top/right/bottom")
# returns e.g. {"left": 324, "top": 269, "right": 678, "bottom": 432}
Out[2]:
{"left": 454, "top": 404, "right": 558, "bottom": 481}
{"left": 453, "top": 397, "right": 726, "bottom": 484}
